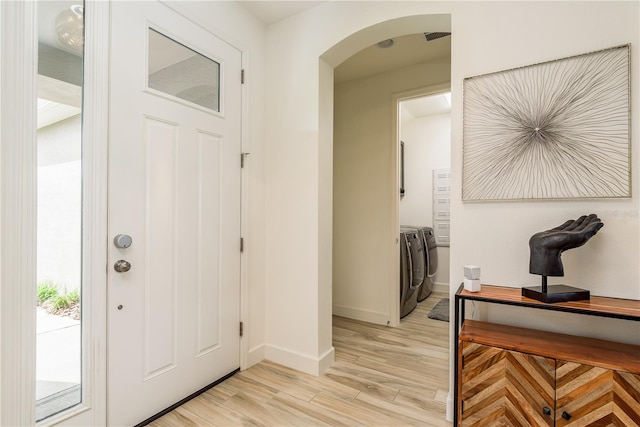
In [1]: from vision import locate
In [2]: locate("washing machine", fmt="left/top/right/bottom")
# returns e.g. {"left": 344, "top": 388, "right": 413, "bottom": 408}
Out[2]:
{"left": 399, "top": 227, "right": 425, "bottom": 318}
{"left": 415, "top": 226, "right": 438, "bottom": 301}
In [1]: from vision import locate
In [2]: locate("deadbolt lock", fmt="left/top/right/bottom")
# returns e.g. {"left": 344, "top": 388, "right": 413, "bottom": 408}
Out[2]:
{"left": 114, "top": 234, "right": 133, "bottom": 249}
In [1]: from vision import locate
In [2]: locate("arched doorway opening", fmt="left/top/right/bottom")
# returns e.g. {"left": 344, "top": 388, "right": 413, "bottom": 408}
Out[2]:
{"left": 321, "top": 14, "right": 451, "bottom": 327}
{"left": 317, "top": 13, "right": 453, "bottom": 421}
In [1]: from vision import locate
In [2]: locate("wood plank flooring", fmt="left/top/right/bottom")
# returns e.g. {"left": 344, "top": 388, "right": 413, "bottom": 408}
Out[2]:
{"left": 148, "top": 293, "right": 452, "bottom": 426}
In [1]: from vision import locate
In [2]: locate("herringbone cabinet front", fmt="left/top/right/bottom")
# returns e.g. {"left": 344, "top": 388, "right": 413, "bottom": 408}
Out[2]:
{"left": 555, "top": 362, "right": 640, "bottom": 426}
{"left": 460, "top": 342, "right": 555, "bottom": 426}
{"left": 458, "top": 321, "right": 640, "bottom": 427}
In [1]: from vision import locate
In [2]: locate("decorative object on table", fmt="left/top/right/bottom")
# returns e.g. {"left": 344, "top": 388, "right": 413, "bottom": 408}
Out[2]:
{"left": 463, "top": 265, "right": 481, "bottom": 292}
{"left": 522, "top": 214, "right": 603, "bottom": 303}
{"left": 462, "top": 44, "right": 630, "bottom": 201}
{"left": 427, "top": 298, "right": 449, "bottom": 322}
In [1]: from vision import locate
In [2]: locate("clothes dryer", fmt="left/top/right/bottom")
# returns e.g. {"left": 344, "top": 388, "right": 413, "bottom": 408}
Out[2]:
{"left": 405, "top": 226, "right": 438, "bottom": 301}
{"left": 399, "top": 227, "right": 424, "bottom": 318}
{"left": 416, "top": 226, "right": 438, "bottom": 301}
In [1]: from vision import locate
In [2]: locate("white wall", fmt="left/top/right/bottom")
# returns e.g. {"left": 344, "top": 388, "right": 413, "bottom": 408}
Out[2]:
{"left": 400, "top": 111, "right": 451, "bottom": 288}
{"left": 262, "top": 0, "right": 640, "bottom": 405}
{"left": 37, "top": 115, "right": 82, "bottom": 291}
{"left": 400, "top": 112, "right": 450, "bottom": 226}
{"left": 449, "top": 2, "right": 640, "bottom": 324}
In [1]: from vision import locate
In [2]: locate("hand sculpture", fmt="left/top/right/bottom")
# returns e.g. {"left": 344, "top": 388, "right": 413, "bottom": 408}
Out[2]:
{"left": 529, "top": 214, "right": 604, "bottom": 277}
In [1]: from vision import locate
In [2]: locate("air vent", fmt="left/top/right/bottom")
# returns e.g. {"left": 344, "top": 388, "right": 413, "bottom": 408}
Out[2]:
{"left": 424, "top": 32, "right": 451, "bottom": 42}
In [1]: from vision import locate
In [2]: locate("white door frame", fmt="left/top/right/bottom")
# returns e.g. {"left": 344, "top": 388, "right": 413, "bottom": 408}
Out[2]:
{"left": 0, "top": 2, "right": 38, "bottom": 423}
{"left": 0, "top": 1, "right": 109, "bottom": 425}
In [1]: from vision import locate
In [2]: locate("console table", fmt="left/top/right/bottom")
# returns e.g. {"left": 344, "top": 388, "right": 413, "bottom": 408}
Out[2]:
{"left": 453, "top": 284, "right": 640, "bottom": 426}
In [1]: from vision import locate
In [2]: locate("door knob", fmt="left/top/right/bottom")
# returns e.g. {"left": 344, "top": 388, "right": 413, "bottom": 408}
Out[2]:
{"left": 114, "top": 259, "right": 131, "bottom": 273}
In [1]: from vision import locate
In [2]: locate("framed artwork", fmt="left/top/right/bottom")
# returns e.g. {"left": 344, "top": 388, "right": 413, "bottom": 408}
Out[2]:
{"left": 463, "top": 44, "right": 630, "bottom": 201}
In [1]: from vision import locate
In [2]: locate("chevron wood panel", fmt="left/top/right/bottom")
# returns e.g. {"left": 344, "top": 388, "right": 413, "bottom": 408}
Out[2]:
{"left": 460, "top": 342, "right": 555, "bottom": 426}
{"left": 556, "top": 361, "right": 640, "bottom": 426}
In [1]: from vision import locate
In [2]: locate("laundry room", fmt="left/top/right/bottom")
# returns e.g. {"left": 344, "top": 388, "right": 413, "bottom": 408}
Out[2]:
{"left": 332, "top": 30, "right": 452, "bottom": 327}
{"left": 398, "top": 91, "right": 451, "bottom": 318}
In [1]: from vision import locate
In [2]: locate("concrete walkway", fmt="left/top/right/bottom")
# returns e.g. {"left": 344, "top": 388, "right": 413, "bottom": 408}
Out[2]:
{"left": 36, "top": 308, "right": 80, "bottom": 419}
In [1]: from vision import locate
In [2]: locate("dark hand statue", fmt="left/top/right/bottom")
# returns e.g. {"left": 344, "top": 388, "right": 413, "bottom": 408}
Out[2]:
{"left": 529, "top": 214, "right": 604, "bottom": 277}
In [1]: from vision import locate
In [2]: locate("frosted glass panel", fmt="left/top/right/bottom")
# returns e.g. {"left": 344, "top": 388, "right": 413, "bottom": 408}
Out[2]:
{"left": 148, "top": 28, "right": 220, "bottom": 112}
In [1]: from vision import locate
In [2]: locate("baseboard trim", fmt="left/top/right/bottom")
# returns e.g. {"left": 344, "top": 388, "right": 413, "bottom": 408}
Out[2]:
{"left": 317, "top": 346, "right": 335, "bottom": 375}
{"left": 433, "top": 282, "right": 450, "bottom": 294}
{"left": 264, "top": 344, "right": 335, "bottom": 376}
{"left": 246, "top": 344, "right": 265, "bottom": 369}
{"left": 332, "top": 304, "right": 389, "bottom": 326}
{"left": 446, "top": 390, "right": 454, "bottom": 422}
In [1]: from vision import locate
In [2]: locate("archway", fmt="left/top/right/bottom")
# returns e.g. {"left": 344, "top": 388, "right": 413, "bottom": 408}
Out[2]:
{"left": 320, "top": 14, "right": 452, "bottom": 328}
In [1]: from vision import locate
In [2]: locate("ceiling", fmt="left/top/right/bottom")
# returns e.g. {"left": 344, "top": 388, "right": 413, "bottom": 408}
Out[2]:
{"left": 334, "top": 33, "right": 451, "bottom": 84}
{"left": 401, "top": 92, "right": 451, "bottom": 121}
{"left": 336, "top": 33, "right": 452, "bottom": 118}
{"left": 239, "top": 1, "right": 327, "bottom": 25}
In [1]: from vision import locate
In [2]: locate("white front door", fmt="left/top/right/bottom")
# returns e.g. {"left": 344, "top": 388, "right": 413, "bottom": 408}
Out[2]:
{"left": 108, "top": 2, "right": 242, "bottom": 425}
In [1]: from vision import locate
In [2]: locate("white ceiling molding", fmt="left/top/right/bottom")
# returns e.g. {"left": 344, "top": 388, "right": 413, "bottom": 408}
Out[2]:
{"left": 37, "top": 98, "right": 81, "bottom": 129}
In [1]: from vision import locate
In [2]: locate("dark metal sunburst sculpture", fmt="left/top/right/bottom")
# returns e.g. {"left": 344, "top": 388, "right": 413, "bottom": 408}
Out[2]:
{"left": 463, "top": 45, "right": 630, "bottom": 201}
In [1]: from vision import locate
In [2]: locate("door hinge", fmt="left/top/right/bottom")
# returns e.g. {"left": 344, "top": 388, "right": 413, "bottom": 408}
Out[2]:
{"left": 240, "top": 237, "right": 244, "bottom": 253}
{"left": 239, "top": 321, "right": 244, "bottom": 337}
{"left": 241, "top": 152, "right": 250, "bottom": 168}
{"left": 241, "top": 69, "right": 245, "bottom": 84}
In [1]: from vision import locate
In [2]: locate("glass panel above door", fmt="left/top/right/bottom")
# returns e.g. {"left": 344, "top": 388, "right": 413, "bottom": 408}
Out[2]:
{"left": 147, "top": 28, "right": 221, "bottom": 112}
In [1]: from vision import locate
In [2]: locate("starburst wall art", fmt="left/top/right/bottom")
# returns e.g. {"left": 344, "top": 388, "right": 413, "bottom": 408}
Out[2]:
{"left": 462, "top": 44, "right": 630, "bottom": 201}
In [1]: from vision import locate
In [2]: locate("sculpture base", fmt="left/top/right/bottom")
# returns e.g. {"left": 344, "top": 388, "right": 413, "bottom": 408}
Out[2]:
{"left": 522, "top": 285, "right": 590, "bottom": 303}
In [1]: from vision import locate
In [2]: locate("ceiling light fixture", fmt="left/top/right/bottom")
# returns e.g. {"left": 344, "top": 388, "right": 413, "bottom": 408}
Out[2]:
{"left": 376, "top": 39, "right": 395, "bottom": 49}
{"left": 56, "top": 4, "right": 84, "bottom": 53}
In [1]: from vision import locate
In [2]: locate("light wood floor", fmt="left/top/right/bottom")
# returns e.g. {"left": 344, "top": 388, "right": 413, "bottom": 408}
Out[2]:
{"left": 149, "top": 293, "right": 452, "bottom": 426}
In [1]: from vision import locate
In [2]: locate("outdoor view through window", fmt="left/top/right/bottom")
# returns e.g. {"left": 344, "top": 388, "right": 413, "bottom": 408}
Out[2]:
{"left": 36, "top": 0, "right": 84, "bottom": 421}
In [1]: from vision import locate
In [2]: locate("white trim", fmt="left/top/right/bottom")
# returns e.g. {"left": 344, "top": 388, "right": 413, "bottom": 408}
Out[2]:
{"left": 332, "top": 304, "right": 390, "bottom": 326}
{"left": 71, "top": 1, "right": 110, "bottom": 424}
{"left": 240, "top": 70, "right": 251, "bottom": 370}
{"left": 446, "top": 391, "right": 454, "bottom": 422}
{"left": 264, "top": 344, "right": 335, "bottom": 376}
{"left": 246, "top": 344, "right": 265, "bottom": 368}
{"left": 0, "top": 1, "right": 38, "bottom": 425}
{"left": 389, "top": 92, "right": 401, "bottom": 329}
{"left": 432, "top": 282, "right": 450, "bottom": 294}
{"left": 317, "top": 347, "right": 335, "bottom": 375}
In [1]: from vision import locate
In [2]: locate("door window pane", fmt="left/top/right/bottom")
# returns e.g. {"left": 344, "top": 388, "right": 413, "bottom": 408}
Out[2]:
{"left": 148, "top": 28, "right": 220, "bottom": 112}
{"left": 36, "top": 0, "right": 84, "bottom": 421}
